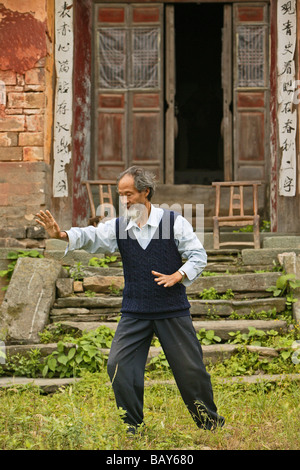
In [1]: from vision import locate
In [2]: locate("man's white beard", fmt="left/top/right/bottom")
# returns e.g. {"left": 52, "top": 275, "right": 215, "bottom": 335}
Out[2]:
{"left": 125, "top": 203, "right": 148, "bottom": 222}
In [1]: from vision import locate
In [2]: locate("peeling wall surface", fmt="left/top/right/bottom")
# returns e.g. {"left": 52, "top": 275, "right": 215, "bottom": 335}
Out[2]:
{"left": 0, "top": 0, "right": 51, "bottom": 246}
{"left": 0, "top": 5, "right": 47, "bottom": 73}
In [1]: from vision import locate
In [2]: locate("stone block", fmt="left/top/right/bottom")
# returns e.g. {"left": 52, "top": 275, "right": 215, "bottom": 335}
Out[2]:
{"left": 242, "top": 248, "right": 300, "bottom": 266}
{"left": 0, "top": 257, "right": 63, "bottom": 344}
{"left": 56, "top": 278, "right": 74, "bottom": 298}
{"left": 83, "top": 275, "right": 124, "bottom": 294}
{"left": 74, "top": 281, "right": 84, "bottom": 293}
{"left": 26, "top": 225, "right": 47, "bottom": 239}
{"left": 0, "top": 227, "right": 26, "bottom": 239}
{"left": 264, "top": 236, "right": 300, "bottom": 249}
{"left": 187, "top": 272, "right": 281, "bottom": 295}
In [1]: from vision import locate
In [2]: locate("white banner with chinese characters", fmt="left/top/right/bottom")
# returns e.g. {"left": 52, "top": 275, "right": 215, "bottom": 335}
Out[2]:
{"left": 277, "top": 0, "right": 297, "bottom": 196}
{"left": 53, "top": 1, "right": 74, "bottom": 197}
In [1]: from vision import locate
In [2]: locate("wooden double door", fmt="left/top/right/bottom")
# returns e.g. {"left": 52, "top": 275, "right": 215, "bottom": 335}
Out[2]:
{"left": 93, "top": 2, "right": 270, "bottom": 185}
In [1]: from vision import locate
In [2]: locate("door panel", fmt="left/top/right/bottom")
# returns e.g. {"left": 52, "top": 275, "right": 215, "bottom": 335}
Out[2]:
{"left": 222, "top": 4, "right": 233, "bottom": 181}
{"left": 94, "top": 3, "right": 163, "bottom": 182}
{"left": 233, "top": 3, "right": 270, "bottom": 182}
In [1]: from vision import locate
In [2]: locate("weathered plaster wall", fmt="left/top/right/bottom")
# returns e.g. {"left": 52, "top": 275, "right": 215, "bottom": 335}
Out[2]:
{"left": 0, "top": 0, "right": 54, "bottom": 246}
{"left": 276, "top": 0, "right": 300, "bottom": 232}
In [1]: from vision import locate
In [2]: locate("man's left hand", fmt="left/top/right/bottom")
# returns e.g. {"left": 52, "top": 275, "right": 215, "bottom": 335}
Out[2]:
{"left": 152, "top": 270, "right": 184, "bottom": 287}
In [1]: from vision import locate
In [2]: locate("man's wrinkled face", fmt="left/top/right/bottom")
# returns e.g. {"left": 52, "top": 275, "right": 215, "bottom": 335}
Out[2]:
{"left": 118, "top": 175, "right": 150, "bottom": 220}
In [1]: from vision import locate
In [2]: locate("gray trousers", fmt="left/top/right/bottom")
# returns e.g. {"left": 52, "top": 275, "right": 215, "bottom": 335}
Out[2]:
{"left": 107, "top": 315, "right": 224, "bottom": 430}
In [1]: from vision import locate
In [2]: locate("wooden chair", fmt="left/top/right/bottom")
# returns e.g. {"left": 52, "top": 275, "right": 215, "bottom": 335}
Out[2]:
{"left": 212, "top": 181, "right": 261, "bottom": 250}
{"left": 83, "top": 180, "right": 116, "bottom": 226}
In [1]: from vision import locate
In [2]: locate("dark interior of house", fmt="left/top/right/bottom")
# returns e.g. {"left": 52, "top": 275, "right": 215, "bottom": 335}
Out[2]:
{"left": 174, "top": 3, "right": 224, "bottom": 185}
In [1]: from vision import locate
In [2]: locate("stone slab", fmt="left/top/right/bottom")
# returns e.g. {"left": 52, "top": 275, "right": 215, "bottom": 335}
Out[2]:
{"left": 83, "top": 275, "right": 124, "bottom": 294}
{"left": 192, "top": 319, "right": 287, "bottom": 340}
{"left": 0, "top": 376, "right": 80, "bottom": 393}
{"left": 242, "top": 248, "right": 300, "bottom": 265}
{"left": 263, "top": 236, "right": 300, "bottom": 249}
{"left": 0, "top": 257, "right": 63, "bottom": 344}
{"left": 54, "top": 296, "right": 122, "bottom": 309}
{"left": 187, "top": 272, "right": 281, "bottom": 295}
{"left": 189, "top": 297, "right": 287, "bottom": 316}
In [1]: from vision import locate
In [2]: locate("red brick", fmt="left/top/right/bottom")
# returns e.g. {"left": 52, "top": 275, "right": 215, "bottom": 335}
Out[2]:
{"left": 16, "top": 74, "right": 25, "bottom": 86}
{"left": 0, "top": 115, "right": 25, "bottom": 131}
{"left": 5, "top": 86, "right": 24, "bottom": 93}
{"left": 0, "top": 70, "right": 17, "bottom": 85}
{"left": 23, "top": 108, "right": 44, "bottom": 115}
{"left": 26, "top": 114, "right": 44, "bottom": 132}
{"left": 4, "top": 108, "right": 23, "bottom": 115}
{"left": 0, "top": 132, "right": 18, "bottom": 146}
{"left": 0, "top": 147, "right": 22, "bottom": 161}
{"left": 23, "top": 146, "right": 44, "bottom": 161}
{"left": 19, "top": 132, "right": 44, "bottom": 146}
{"left": 25, "top": 68, "right": 45, "bottom": 86}
{"left": 8, "top": 92, "right": 45, "bottom": 109}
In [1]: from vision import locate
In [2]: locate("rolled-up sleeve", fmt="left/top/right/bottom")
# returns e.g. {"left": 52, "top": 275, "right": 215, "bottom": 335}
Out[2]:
{"left": 65, "top": 218, "right": 118, "bottom": 254}
{"left": 174, "top": 215, "right": 207, "bottom": 286}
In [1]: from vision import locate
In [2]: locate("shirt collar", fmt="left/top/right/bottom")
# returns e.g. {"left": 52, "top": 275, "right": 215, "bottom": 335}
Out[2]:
{"left": 125, "top": 204, "right": 162, "bottom": 231}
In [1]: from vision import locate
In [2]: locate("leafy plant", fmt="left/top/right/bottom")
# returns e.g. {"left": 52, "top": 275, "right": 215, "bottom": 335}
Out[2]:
{"left": 88, "top": 256, "right": 118, "bottom": 268}
{"left": 198, "top": 287, "right": 234, "bottom": 300}
{"left": 42, "top": 326, "right": 115, "bottom": 378}
{"left": 84, "top": 290, "right": 96, "bottom": 298}
{"left": 228, "top": 327, "right": 279, "bottom": 347}
{"left": 233, "top": 220, "right": 270, "bottom": 233}
{"left": 148, "top": 351, "right": 170, "bottom": 371}
{"left": 108, "top": 284, "right": 123, "bottom": 296}
{"left": 196, "top": 328, "right": 221, "bottom": 345}
{"left": 69, "top": 262, "right": 85, "bottom": 281}
{"left": 266, "top": 273, "right": 300, "bottom": 297}
{"left": 1, "top": 349, "right": 42, "bottom": 377}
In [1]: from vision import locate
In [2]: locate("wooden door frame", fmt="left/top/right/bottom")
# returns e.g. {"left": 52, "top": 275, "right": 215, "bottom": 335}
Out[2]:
{"left": 165, "top": 4, "right": 175, "bottom": 183}
{"left": 222, "top": 4, "right": 233, "bottom": 181}
{"left": 165, "top": 2, "right": 233, "bottom": 184}
{"left": 71, "top": 0, "right": 278, "bottom": 229}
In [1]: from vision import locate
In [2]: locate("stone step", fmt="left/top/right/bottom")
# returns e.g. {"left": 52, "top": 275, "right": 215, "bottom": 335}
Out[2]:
{"left": 0, "top": 376, "right": 80, "bottom": 393}
{"left": 1, "top": 372, "right": 300, "bottom": 393}
{"left": 189, "top": 297, "right": 287, "bottom": 317}
{"left": 50, "top": 297, "right": 286, "bottom": 322}
{"left": 54, "top": 318, "right": 288, "bottom": 341}
{"left": 56, "top": 269, "right": 281, "bottom": 297}
{"left": 187, "top": 272, "right": 281, "bottom": 296}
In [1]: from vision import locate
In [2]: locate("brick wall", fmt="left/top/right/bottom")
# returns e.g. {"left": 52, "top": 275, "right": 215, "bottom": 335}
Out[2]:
{"left": 0, "top": 61, "right": 45, "bottom": 163}
{"left": 0, "top": 2, "right": 53, "bottom": 248}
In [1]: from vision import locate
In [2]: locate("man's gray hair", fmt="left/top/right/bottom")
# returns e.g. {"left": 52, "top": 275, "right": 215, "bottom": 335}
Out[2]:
{"left": 117, "top": 166, "right": 157, "bottom": 201}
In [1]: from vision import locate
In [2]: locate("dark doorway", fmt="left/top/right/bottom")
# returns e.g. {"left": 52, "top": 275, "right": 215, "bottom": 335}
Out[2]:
{"left": 174, "top": 4, "right": 224, "bottom": 184}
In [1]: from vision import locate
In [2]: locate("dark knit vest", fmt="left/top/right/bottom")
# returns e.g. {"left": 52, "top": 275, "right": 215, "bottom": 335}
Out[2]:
{"left": 116, "top": 209, "right": 191, "bottom": 319}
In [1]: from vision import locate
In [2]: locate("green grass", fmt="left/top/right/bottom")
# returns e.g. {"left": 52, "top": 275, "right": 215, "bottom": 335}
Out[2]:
{"left": 0, "top": 370, "right": 299, "bottom": 450}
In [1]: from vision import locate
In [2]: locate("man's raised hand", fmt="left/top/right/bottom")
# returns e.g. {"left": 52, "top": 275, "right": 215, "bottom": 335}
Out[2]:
{"left": 35, "top": 210, "right": 67, "bottom": 240}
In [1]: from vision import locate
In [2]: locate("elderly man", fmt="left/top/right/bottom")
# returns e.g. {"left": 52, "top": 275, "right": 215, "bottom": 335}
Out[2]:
{"left": 36, "top": 166, "right": 224, "bottom": 434}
